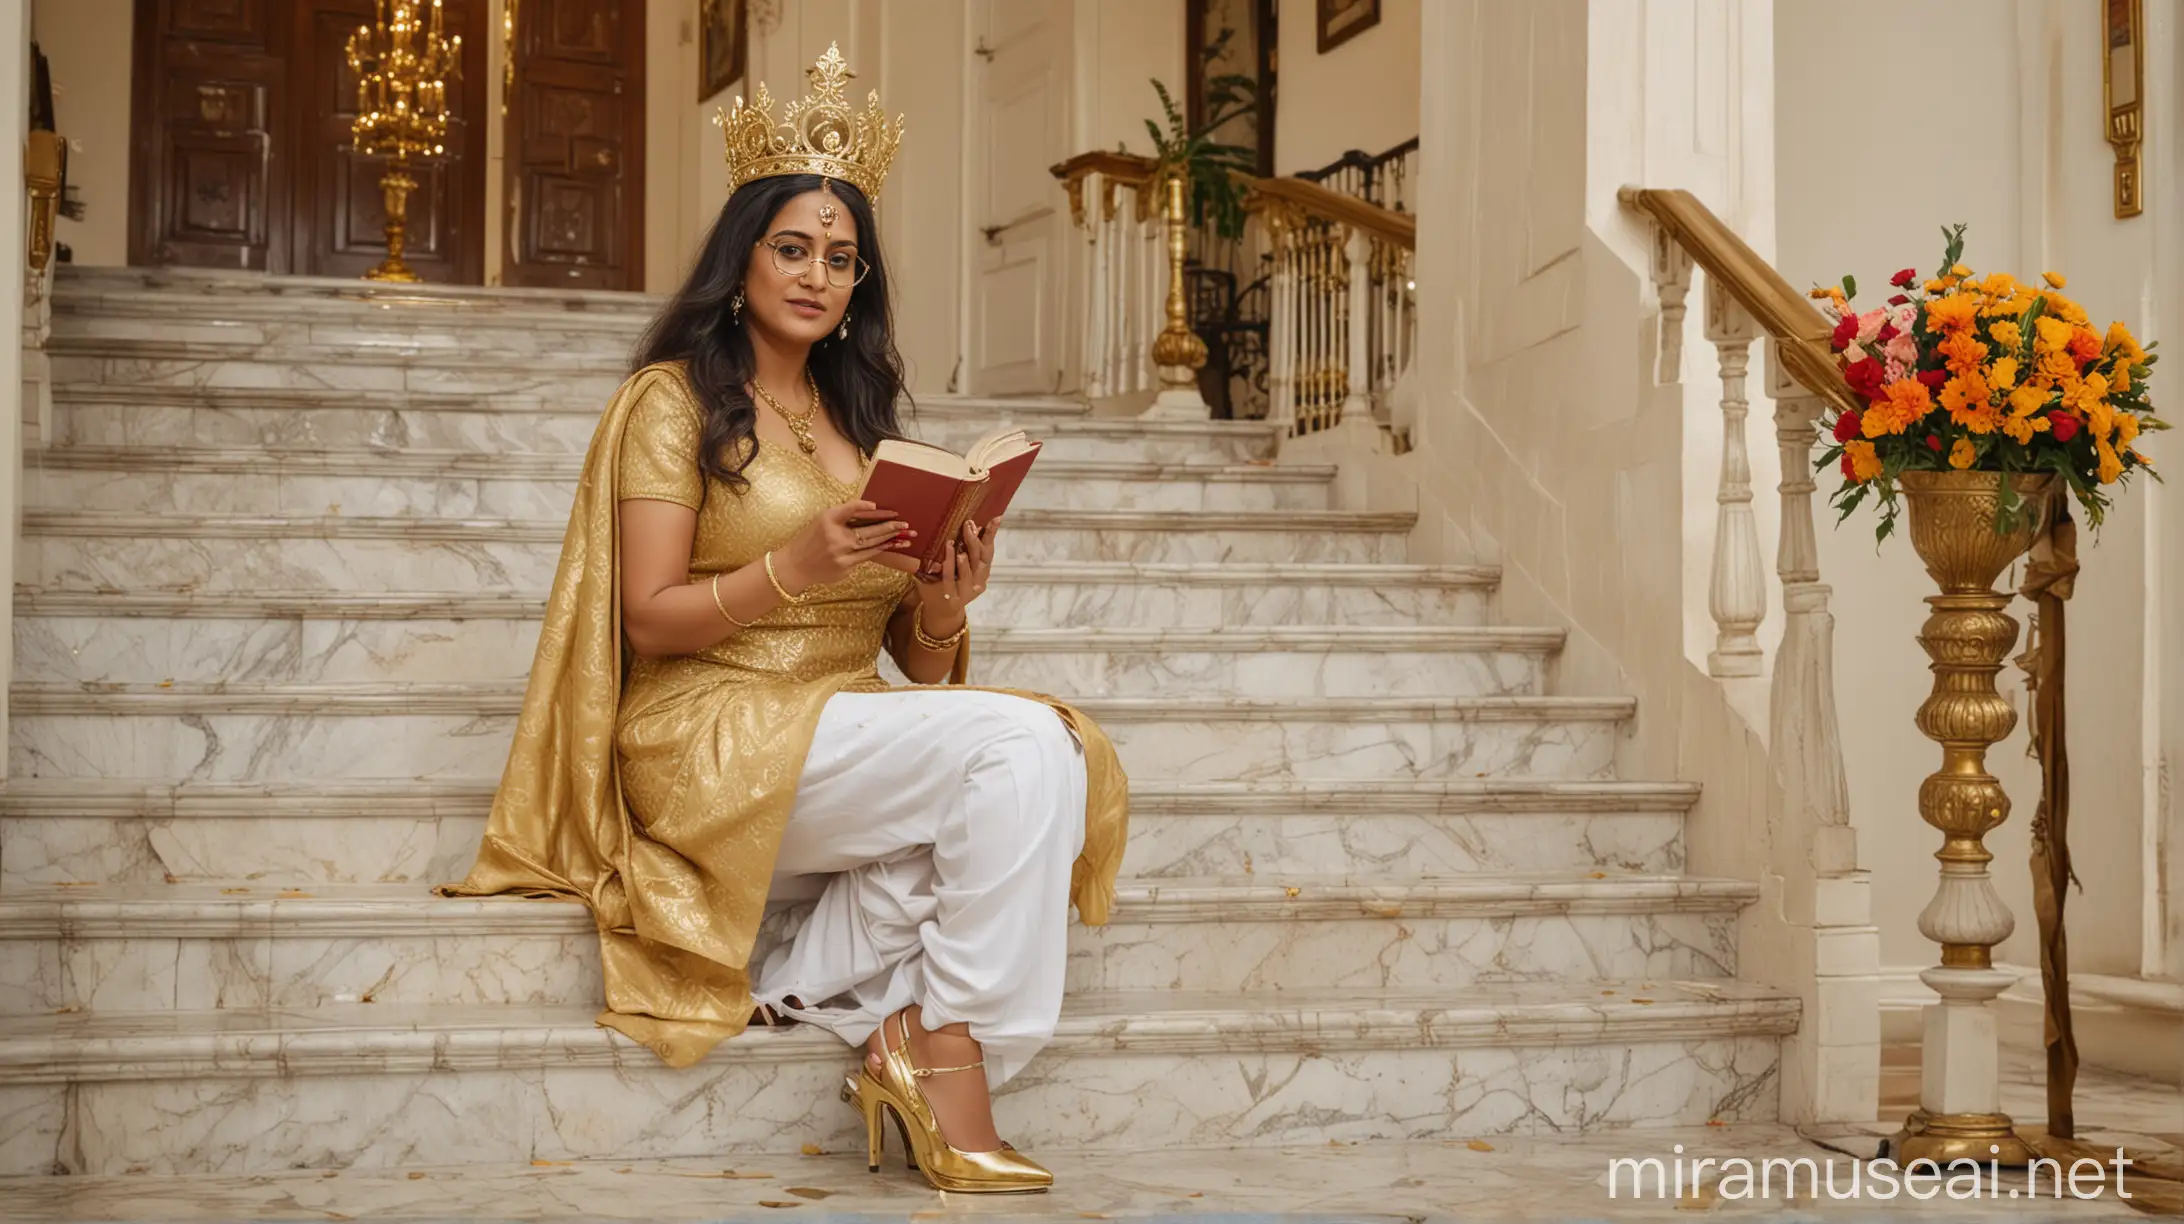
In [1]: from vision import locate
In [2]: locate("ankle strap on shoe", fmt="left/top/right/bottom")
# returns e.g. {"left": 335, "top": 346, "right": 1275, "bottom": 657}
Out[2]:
{"left": 910, "top": 1058, "right": 985, "bottom": 1078}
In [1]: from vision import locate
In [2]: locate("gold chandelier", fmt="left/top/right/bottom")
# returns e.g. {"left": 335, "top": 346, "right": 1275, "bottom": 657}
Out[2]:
{"left": 346, "top": 0, "right": 463, "bottom": 282}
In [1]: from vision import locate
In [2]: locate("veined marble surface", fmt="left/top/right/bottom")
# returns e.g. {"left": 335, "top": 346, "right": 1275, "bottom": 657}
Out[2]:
{"left": 0, "top": 779, "right": 1692, "bottom": 887}
{"left": 0, "top": 983, "right": 1795, "bottom": 1173}
{"left": 7, "top": 689, "right": 1628, "bottom": 783}
{"left": 0, "top": 877, "right": 1748, "bottom": 1010}
{"left": 1, "top": 1122, "right": 2167, "bottom": 1222}
{"left": 16, "top": 560, "right": 1500, "bottom": 629}
{"left": 16, "top": 615, "right": 1553, "bottom": 696}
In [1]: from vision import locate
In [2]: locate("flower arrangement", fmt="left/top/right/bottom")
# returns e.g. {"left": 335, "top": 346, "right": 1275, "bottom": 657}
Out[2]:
{"left": 1811, "top": 225, "right": 2164, "bottom": 539}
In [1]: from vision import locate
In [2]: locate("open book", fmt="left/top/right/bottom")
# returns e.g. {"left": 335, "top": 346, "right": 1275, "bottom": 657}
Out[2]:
{"left": 855, "top": 427, "right": 1042, "bottom": 579}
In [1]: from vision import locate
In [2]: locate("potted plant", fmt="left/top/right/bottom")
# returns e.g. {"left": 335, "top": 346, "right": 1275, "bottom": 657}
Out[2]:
{"left": 1142, "top": 29, "right": 1260, "bottom": 241}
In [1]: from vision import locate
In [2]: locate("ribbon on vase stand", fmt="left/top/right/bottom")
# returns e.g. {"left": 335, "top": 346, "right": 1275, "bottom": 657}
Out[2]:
{"left": 2014, "top": 493, "right": 2184, "bottom": 1216}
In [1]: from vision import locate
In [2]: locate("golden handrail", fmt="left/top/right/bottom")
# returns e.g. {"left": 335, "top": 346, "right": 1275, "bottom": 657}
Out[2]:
{"left": 1050, "top": 151, "right": 1162, "bottom": 228}
{"left": 1618, "top": 186, "right": 1857, "bottom": 416}
{"left": 1242, "top": 174, "right": 1414, "bottom": 251}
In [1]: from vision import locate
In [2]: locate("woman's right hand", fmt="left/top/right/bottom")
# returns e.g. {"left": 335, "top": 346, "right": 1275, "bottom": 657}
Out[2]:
{"left": 771, "top": 501, "right": 916, "bottom": 592}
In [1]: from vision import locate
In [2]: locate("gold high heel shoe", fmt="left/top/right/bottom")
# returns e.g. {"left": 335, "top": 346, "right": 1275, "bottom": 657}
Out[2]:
{"left": 837, "top": 1012, "right": 1052, "bottom": 1194}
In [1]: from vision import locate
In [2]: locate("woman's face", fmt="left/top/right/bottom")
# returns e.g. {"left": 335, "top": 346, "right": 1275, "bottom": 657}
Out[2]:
{"left": 741, "top": 187, "right": 861, "bottom": 350}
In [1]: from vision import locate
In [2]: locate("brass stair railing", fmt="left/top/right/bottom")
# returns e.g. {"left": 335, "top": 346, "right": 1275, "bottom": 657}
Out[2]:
{"left": 1240, "top": 174, "right": 1415, "bottom": 437}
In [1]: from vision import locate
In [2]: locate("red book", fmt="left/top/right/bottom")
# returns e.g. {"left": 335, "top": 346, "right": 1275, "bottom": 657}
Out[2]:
{"left": 854, "top": 428, "right": 1041, "bottom": 579}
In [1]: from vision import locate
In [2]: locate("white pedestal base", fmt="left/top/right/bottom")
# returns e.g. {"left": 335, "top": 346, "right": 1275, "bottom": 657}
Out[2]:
{"left": 1142, "top": 383, "right": 1210, "bottom": 420}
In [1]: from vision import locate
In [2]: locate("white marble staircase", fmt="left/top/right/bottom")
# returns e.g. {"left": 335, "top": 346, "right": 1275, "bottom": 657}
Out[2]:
{"left": 0, "top": 267, "right": 1796, "bottom": 1176}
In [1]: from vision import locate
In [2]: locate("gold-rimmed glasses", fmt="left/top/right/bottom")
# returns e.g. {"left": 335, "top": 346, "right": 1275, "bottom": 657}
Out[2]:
{"left": 761, "top": 237, "right": 870, "bottom": 288}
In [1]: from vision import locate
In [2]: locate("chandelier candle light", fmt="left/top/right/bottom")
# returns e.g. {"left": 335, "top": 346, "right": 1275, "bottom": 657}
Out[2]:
{"left": 1812, "top": 226, "right": 2164, "bottom": 1166}
{"left": 346, "top": 0, "right": 463, "bottom": 282}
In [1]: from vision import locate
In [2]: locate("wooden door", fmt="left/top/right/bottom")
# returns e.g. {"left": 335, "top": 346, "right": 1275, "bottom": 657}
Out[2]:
{"left": 965, "top": 0, "right": 1070, "bottom": 395}
{"left": 502, "top": 0, "right": 646, "bottom": 291}
{"left": 129, "top": 0, "right": 294, "bottom": 271}
{"left": 292, "top": 0, "right": 489, "bottom": 282}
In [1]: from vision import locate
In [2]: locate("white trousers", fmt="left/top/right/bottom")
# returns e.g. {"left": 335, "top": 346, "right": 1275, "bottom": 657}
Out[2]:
{"left": 752, "top": 688, "right": 1088, "bottom": 1089}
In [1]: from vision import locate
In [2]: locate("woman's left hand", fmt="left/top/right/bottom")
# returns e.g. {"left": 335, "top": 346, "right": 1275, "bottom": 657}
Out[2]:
{"left": 919, "top": 517, "right": 998, "bottom": 631}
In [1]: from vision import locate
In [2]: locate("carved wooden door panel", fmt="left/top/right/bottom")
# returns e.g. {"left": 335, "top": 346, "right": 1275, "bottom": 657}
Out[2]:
{"left": 503, "top": 0, "right": 646, "bottom": 290}
{"left": 129, "top": 0, "right": 293, "bottom": 271}
{"left": 291, "top": 0, "right": 489, "bottom": 282}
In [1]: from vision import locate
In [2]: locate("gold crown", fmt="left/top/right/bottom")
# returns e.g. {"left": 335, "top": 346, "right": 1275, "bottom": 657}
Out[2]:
{"left": 716, "top": 43, "right": 904, "bottom": 201}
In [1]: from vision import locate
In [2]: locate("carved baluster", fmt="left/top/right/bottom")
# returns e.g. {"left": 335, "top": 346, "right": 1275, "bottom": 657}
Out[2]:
{"left": 1266, "top": 211, "right": 1296, "bottom": 430}
{"left": 1766, "top": 346, "right": 1855, "bottom": 861}
{"left": 1341, "top": 224, "right": 1371, "bottom": 425}
{"left": 1704, "top": 279, "right": 1766, "bottom": 677}
{"left": 1650, "top": 225, "right": 1695, "bottom": 384}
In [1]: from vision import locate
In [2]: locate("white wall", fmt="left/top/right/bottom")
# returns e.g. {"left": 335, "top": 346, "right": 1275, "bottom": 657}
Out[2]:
{"left": 1775, "top": 0, "right": 2179, "bottom": 996}
{"left": 29, "top": 0, "right": 129, "bottom": 267}
{"left": 1273, "top": 0, "right": 1418, "bottom": 173}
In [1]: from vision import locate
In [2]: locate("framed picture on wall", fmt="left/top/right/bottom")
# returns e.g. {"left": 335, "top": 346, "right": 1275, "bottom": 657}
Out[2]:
{"left": 700, "top": 0, "right": 747, "bottom": 103}
{"left": 1316, "top": 0, "right": 1378, "bottom": 53}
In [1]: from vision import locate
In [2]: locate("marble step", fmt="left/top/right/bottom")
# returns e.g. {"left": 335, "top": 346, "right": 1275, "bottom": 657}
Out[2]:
{"left": 0, "top": 875, "right": 1752, "bottom": 1011}
{"left": 21, "top": 509, "right": 1415, "bottom": 591}
{"left": 27, "top": 446, "right": 1335, "bottom": 516}
{"left": 54, "top": 264, "right": 665, "bottom": 321}
{"left": 50, "top": 385, "right": 1277, "bottom": 462}
{"left": 0, "top": 980, "right": 1797, "bottom": 1173}
{"left": 15, "top": 562, "right": 1499, "bottom": 629}
{"left": 15, "top": 615, "right": 1557, "bottom": 695}
{"left": 0, "top": 778, "right": 1694, "bottom": 889}
{"left": 8, "top": 684, "right": 1631, "bottom": 783}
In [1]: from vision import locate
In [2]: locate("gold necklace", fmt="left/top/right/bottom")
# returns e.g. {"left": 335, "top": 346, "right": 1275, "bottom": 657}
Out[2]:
{"left": 752, "top": 372, "right": 822, "bottom": 454}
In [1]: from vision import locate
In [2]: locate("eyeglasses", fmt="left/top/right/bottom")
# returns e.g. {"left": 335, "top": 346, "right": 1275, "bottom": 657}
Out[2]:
{"left": 761, "top": 238, "right": 871, "bottom": 288}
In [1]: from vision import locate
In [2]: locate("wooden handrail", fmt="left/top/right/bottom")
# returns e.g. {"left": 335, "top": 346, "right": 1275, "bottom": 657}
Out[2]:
{"left": 1049, "top": 150, "right": 1161, "bottom": 186}
{"left": 1242, "top": 175, "right": 1415, "bottom": 251}
{"left": 1618, "top": 187, "right": 1857, "bottom": 416}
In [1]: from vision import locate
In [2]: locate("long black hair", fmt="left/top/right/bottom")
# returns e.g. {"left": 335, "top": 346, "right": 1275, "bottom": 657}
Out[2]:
{"left": 633, "top": 175, "right": 907, "bottom": 491}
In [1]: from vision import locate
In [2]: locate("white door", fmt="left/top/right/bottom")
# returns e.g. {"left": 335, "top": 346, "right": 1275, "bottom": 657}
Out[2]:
{"left": 964, "top": 0, "right": 1070, "bottom": 395}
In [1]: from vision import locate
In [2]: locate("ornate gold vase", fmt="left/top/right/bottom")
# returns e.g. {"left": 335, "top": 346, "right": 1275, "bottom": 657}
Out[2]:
{"left": 1892, "top": 469, "right": 2051, "bottom": 1166}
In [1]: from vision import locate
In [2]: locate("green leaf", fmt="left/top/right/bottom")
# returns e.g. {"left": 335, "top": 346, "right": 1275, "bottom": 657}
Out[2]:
{"left": 1842, "top": 274, "right": 1858, "bottom": 301}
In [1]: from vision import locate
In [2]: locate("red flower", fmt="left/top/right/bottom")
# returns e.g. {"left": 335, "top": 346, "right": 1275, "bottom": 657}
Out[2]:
{"left": 1876, "top": 322, "right": 1900, "bottom": 343}
{"left": 1831, "top": 409, "right": 1863, "bottom": 442}
{"left": 2048, "top": 411, "right": 2082, "bottom": 442}
{"left": 1891, "top": 268, "right": 1918, "bottom": 288}
{"left": 1888, "top": 294, "right": 1911, "bottom": 306}
{"left": 1840, "top": 452, "right": 1858, "bottom": 479}
{"left": 1845, "top": 359, "right": 1887, "bottom": 400}
{"left": 1926, "top": 434, "right": 1943, "bottom": 452}
{"left": 1917, "top": 369, "right": 1949, "bottom": 389}
{"left": 1831, "top": 313, "right": 1861, "bottom": 351}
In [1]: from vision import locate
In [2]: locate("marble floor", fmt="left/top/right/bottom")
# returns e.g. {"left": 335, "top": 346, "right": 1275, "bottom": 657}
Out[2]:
{"left": 1, "top": 1050, "right": 2173, "bottom": 1222}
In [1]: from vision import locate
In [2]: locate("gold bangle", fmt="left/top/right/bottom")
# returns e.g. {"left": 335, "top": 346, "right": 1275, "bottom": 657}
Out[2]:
{"left": 710, "top": 573, "right": 752, "bottom": 628}
{"left": 912, "top": 603, "right": 967, "bottom": 652}
{"left": 764, "top": 551, "right": 809, "bottom": 605}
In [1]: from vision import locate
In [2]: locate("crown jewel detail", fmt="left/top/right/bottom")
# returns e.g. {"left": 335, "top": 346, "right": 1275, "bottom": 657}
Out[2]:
{"left": 716, "top": 43, "right": 904, "bottom": 201}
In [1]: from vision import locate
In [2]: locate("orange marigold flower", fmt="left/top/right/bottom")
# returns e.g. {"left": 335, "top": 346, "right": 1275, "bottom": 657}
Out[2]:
{"left": 2097, "top": 437, "right": 2124, "bottom": 484}
{"left": 1864, "top": 378, "right": 1933, "bottom": 437}
{"left": 2006, "top": 381, "right": 2048, "bottom": 419}
{"left": 1925, "top": 294, "right": 1983, "bottom": 334}
{"left": 2048, "top": 295, "right": 2090, "bottom": 325}
{"left": 2033, "top": 316, "right": 2076, "bottom": 353}
{"left": 2003, "top": 411, "right": 2052, "bottom": 445}
{"left": 1844, "top": 439, "right": 1884, "bottom": 482}
{"left": 1978, "top": 273, "right": 2018, "bottom": 297}
{"left": 2117, "top": 411, "right": 2141, "bottom": 447}
{"left": 1924, "top": 279, "right": 1947, "bottom": 293}
{"left": 2105, "top": 320, "right": 2146, "bottom": 363}
{"left": 1941, "top": 372, "right": 1999, "bottom": 433}
{"left": 2042, "top": 271, "right": 2067, "bottom": 289}
{"left": 1949, "top": 438, "right": 1978, "bottom": 469}
{"left": 1988, "top": 356, "right": 2020, "bottom": 391}
{"left": 2038, "top": 350, "right": 2080, "bottom": 384}
{"left": 1952, "top": 263, "right": 1973, "bottom": 278}
{"left": 2112, "top": 365, "right": 2132, "bottom": 394}
{"left": 1939, "top": 331, "right": 1989, "bottom": 374}
{"left": 1989, "top": 320, "right": 2023, "bottom": 350}
{"left": 2067, "top": 327, "right": 2102, "bottom": 365}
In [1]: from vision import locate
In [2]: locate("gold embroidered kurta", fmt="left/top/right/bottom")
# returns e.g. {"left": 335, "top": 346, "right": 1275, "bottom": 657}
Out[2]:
{"left": 438, "top": 363, "right": 1129, "bottom": 1067}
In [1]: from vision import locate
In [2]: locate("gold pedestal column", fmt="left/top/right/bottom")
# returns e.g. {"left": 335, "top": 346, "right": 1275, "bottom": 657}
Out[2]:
{"left": 1145, "top": 169, "right": 1210, "bottom": 418}
{"left": 346, "top": 0, "right": 461, "bottom": 284}
{"left": 1891, "top": 469, "right": 2051, "bottom": 1167}
{"left": 366, "top": 156, "right": 420, "bottom": 283}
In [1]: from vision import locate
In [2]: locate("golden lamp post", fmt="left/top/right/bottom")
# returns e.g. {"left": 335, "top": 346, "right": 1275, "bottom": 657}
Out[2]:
{"left": 346, "top": 0, "right": 463, "bottom": 282}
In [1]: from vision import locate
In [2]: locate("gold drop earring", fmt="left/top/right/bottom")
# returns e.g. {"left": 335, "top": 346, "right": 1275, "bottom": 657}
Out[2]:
{"left": 838, "top": 313, "right": 852, "bottom": 341}
{"left": 731, "top": 288, "right": 745, "bottom": 322}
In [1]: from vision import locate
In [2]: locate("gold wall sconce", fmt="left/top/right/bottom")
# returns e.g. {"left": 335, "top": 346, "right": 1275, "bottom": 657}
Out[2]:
{"left": 2103, "top": 0, "right": 2143, "bottom": 219}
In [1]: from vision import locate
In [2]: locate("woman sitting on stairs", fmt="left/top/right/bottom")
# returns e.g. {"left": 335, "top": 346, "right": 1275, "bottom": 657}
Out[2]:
{"left": 439, "top": 44, "right": 1128, "bottom": 1195}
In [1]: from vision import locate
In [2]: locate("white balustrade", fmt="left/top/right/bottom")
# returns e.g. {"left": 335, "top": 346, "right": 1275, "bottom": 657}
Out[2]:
{"left": 1251, "top": 202, "right": 1415, "bottom": 438}
{"left": 1056, "top": 158, "right": 1165, "bottom": 402}
{"left": 1704, "top": 281, "right": 1766, "bottom": 678}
